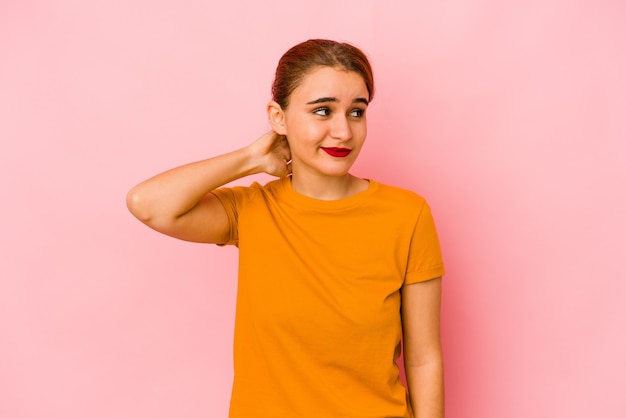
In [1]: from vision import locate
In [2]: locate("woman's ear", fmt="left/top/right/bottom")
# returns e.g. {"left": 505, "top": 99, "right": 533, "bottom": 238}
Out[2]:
{"left": 267, "top": 101, "right": 287, "bottom": 135}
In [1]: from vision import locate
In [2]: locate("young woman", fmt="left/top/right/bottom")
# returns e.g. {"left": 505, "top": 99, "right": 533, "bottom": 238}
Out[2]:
{"left": 127, "top": 39, "right": 445, "bottom": 418}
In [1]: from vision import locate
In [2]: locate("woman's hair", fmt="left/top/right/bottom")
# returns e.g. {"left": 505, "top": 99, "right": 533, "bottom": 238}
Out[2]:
{"left": 271, "top": 39, "right": 375, "bottom": 109}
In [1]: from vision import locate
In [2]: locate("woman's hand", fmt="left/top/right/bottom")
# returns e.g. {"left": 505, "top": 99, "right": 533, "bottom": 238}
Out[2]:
{"left": 247, "top": 130, "right": 292, "bottom": 177}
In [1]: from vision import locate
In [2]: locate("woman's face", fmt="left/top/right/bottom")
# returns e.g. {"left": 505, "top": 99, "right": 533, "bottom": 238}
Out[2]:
{"left": 277, "top": 66, "right": 369, "bottom": 179}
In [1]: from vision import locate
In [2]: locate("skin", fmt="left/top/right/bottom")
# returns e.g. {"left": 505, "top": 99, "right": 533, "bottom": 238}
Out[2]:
{"left": 126, "top": 65, "right": 444, "bottom": 417}
{"left": 268, "top": 66, "right": 370, "bottom": 200}
{"left": 403, "top": 277, "right": 445, "bottom": 418}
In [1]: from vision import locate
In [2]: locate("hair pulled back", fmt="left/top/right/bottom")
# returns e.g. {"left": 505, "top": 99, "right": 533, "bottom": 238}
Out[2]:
{"left": 271, "top": 39, "right": 374, "bottom": 109}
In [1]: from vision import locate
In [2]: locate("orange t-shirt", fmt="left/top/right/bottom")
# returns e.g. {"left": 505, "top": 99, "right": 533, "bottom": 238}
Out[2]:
{"left": 212, "top": 177, "right": 445, "bottom": 418}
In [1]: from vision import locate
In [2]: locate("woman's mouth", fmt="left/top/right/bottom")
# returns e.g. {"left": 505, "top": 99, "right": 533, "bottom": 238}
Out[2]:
{"left": 321, "top": 147, "right": 351, "bottom": 158}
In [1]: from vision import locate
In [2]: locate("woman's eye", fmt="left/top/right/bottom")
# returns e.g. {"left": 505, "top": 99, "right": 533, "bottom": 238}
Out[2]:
{"left": 350, "top": 109, "right": 365, "bottom": 118}
{"left": 313, "top": 108, "right": 331, "bottom": 116}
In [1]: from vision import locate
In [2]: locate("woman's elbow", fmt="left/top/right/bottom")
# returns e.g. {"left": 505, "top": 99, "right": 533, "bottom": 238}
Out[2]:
{"left": 126, "top": 187, "right": 154, "bottom": 223}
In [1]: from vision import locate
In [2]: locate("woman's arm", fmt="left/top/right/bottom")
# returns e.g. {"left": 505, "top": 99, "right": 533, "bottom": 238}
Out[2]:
{"left": 126, "top": 130, "right": 290, "bottom": 243}
{"left": 402, "top": 277, "right": 444, "bottom": 418}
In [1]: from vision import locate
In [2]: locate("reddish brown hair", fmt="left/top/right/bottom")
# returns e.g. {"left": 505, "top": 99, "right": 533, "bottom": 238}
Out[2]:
{"left": 271, "top": 39, "right": 375, "bottom": 109}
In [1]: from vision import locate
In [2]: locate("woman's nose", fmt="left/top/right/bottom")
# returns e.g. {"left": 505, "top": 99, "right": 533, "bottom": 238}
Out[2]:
{"left": 330, "top": 115, "right": 352, "bottom": 141}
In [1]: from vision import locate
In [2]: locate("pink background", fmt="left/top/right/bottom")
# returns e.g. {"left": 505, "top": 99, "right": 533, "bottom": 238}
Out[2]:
{"left": 1, "top": 1, "right": 625, "bottom": 417}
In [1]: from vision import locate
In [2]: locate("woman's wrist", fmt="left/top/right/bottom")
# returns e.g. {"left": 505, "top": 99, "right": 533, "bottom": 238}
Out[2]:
{"left": 241, "top": 135, "right": 288, "bottom": 177}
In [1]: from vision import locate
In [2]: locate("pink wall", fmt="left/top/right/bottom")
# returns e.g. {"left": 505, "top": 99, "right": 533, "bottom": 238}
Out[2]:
{"left": 1, "top": 1, "right": 625, "bottom": 417}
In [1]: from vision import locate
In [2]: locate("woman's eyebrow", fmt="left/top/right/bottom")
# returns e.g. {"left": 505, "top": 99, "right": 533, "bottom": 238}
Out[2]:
{"left": 306, "top": 97, "right": 337, "bottom": 104}
{"left": 306, "top": 97, "right": 369, "bottom": 105}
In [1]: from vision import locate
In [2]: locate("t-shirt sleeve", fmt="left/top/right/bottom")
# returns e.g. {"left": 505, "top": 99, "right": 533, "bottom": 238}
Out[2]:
{"left": 404, "top": 201, "right": 445, "bottom": 285}
{"left": 210, "top": 186, "right": 253, "bottom": 246}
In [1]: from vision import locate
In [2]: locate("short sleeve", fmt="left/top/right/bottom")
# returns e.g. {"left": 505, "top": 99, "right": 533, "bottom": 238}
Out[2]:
{"left": 404, "top": 201, "right": 445, "bottom": 285}
{"left": 211, "top": 185, "right": 259, "bottom": 246}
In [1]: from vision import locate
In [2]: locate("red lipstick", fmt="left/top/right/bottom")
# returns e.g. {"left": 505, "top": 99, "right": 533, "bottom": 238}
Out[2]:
{"left": 321, "top": 147, "right": 351, "bottom": 158}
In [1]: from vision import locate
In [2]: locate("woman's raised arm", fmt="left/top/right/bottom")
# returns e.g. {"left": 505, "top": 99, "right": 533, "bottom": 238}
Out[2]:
{"left": 126, "top": 130, "right": 290, "bottom": 243}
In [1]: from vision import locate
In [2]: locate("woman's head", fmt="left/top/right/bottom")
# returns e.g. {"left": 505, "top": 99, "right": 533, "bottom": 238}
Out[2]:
{"left": 267, "top": 41, "right": 371, "bottom": 183}
{"left": 271, "top": 39, "right": 374, "bottom": 109}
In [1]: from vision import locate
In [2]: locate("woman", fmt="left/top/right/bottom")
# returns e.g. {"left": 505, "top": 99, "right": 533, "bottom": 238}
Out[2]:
{"left": 127, "top": 39, "right": 445, "bottom": 418}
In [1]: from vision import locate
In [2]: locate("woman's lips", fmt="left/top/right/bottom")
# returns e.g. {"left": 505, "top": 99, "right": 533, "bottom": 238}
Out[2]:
{"left": 321, "top": 147, "right": 351, "bottom": 158}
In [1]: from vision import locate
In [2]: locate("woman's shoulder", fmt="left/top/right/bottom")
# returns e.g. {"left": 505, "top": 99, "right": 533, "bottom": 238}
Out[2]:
{"left": 370, "top": 180, "right": 428, "bottom": 207}
{"left": 211, "top": 179, "right": 274, "bottom": 207}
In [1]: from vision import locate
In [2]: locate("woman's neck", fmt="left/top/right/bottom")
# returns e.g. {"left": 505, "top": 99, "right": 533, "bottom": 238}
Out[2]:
{"left": 289, "top": 171, "right": 369, "bottom": 201}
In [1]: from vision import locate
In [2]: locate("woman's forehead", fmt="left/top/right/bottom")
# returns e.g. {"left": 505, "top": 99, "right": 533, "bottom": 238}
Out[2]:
{"left": 292, "top": 66, "right": 369, "bottom": 103}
